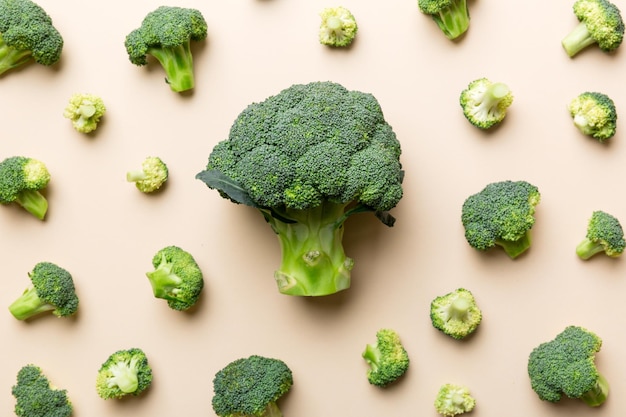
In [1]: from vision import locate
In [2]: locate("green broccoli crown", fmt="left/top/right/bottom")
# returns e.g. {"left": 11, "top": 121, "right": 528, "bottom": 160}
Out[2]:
{"left": 562, "top": 0, "right": 624, "bottom": 56}
{"left": 459, "top": 78, "right": 514, "bottom": 129}
{"left": 568, "top": 92, "right": 617, "bottom": 141}
{"left": 576, "top": 210, "right": 626, "bottom": 259}
{"left": 96, "top": 347, "right": 153, "bottom": 399}
{"left": 434, "top": 383, "right": 476, "bottom": 417}
{"left": 461, "top": 180, "right": 541, "bottom": 258}
{"left": 430, "top": 288, "right": 482, "bottom": 340}
{"left": 528, "top": 325, "right": 608, "bottom": 407}
{"left": 362, "top": 328, "right": 410, "bottom": 387}
{"left": 124, "top": 6, "right": 207, "bottom": 92}
{"left": 126, "top": 156, "right": 168, "bottom": 193}
{"left": 63, "top": 93, "right": 106, "bottom": 134}
{"left": 9, "top": 262, "right": 79, "bottom": 320}
{"left": 212, "top": 355, "right": 293, "bottom": 417}
{"left": 12, "top": 364, "right": 72, "bottom": 417}
{"left": 0, "top": 156, "right": 50, "bottom": 219}
{"left": 417, "top": 0, "right": 470, "bottom": 40}
{"left": 146, "top": 245, "right": 204, "bottom": 311}
{"left": 319, "top": 6, "right": 358, "bottom": 47}
{"left": 0, "top": 0, "right": 63, "bottom": 75}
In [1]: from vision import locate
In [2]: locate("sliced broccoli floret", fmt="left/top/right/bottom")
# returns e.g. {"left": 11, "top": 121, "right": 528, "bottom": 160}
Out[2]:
{"left": 562, "top": 0, "right": 624, "bottom": 57}
{"left": 576, "top": 210, "right": 625, "bottom": 259}
{"left": 461, "top": 180, "right": 541, "bottom": 259}
{"left": 528, "top": 325, "right": 609, "bottom": 407}
{"left": 12, "top": 364, "right": 72, "bottom": 417}
{"left": 434, "top": 383, "right": 476, "bottom": 417}
{"left": 63, "top": 93, "right": 106, "bottom": 134}
{"left": 430, "top": 288, "right": 482, "bottom": 340}
{"left": 126, "top": 156, "right": 168, "bottom": 193}
{"left": 459, "top": 78, "right": 514, "bottom": 130}
{"left": 96, "top": 347, "right": 153, "bottom": 400}
{"left": 362, "top": 328, "right": 410, "bottom": 387}
{"left": 568, "top": 92, "right": 617, "bottom": 141}
{"left": 318, "top": 6, "right": 358, "bottom": 47}
{"left": 124, "top": 6, "right": 207, "bottom": 92}
{"left": 418, "top": 0, "right": 470, "bottom": 40}
{"left": 212, "top": 355, "right": 293, "bottom": 417}
{"left": 0, "top": 156, "right": 50, "bottom": 220}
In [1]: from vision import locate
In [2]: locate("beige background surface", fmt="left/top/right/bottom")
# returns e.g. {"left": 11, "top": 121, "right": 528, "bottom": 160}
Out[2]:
{"left": 1, "top": 0, "right": 626, "bottom": 415}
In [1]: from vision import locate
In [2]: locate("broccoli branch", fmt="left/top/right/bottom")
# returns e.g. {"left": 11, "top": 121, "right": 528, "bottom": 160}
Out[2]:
{"left": 0, "top": 40, "right": 32, "bottom": 75}
{"left": 495, "top": 233, "right": 531, "bottom": 259}
{"left": 15, "top": 189, "right": 48, "bottom": 220}
{"left": 8, "top": 287, "right": 55, "bottom": 320}
{"left": 147, "top": 43, "right": 195, "bottom": 92}
{"left": 562, "top": 22, "right": 597, "bottom": 57}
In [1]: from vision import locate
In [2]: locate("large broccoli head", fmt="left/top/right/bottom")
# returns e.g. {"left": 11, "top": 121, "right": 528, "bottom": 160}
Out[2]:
{"left": 12, "top": 364, "right": 72, "bottom": 417}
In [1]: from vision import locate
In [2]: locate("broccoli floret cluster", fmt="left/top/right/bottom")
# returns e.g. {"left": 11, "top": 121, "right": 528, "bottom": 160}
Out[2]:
{"left": 434, "top": 383, "right": 476, "bottom": 417}
{"left": 95, "top": 347, "right": 153, "bottom": 400}
{"left": 430, "top": 288, "right": 482, "bottom": 340}
{"left": 12, "top": 364, "right": 72, "bottom": 417}
{"left": 418, "top": 0, "right": 471, "bottom": 40}
{"left": 562, "top": 0, "right": 624, "bottom": 57}
{"left": 568, "top": 91, "right": 617, "bottom": 141}
{"left": 362, "top": 328, "right": 410, "bottom": 387}
{"left": 0, "top": 156, "right": 51, "bottom": 220}
{"left": 459, "top": 78, "right": 514, "bottom": 130}
{"left": 63, "top": 93, "right": 107, "bottom": 134}
{"left": 576, "top": 210, "right": 625, "bottom": 259}
{"left": 318, "top": 6, "right": 358, "bottom": 47}
{"left": 127, "top": 156, "right": 169, "bottom": 193}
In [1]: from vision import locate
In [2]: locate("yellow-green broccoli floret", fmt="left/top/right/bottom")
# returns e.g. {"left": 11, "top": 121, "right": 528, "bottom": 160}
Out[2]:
{"left": 319, "top": 6, "right": 358, "bottom": 47}
{"left": 362, "top": 328, "right": 410, "bottom": 387}
{"left": 460, "top": 78, "right": 514, "bottom": 130}
{"left": 562, "top": 0, "right": 624, "bottom": 57}
{"left": 568, "top": 92, "right": 617, "bottom": 141}
{"left": 63, "top": 93, "right": 106, "bottom": 134}
{"left": 576, "top": 210, "right": 625, "bottom": 259}
{"left": 418, "top": 0, "right": 471, "bottom": 40}
{"left": 434, "top": 383, "right": 476, "bottom": 417}
{"left": 96, "top": 347, "right": 153, "bottom": 399}
{"left": 126, "top": 156, "right": 168, "bottom": 193}
{"left": 430, "top": 288, "right": 482, "bottom": 340}
{"left": 12, "top": 364, "right": 72, "bottom": 417}
{"left": 0, "top": 156, "right": 50, "bottom": 220}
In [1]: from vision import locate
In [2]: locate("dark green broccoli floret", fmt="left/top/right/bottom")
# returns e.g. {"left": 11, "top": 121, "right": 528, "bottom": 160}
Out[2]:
{"left": 0, "top": 156, "right": 50, "bottom": 220}
{"left": 196, "top": 81, "right": 404, "bottom": 297}
{"left": 562, "top": 0, "right": 624, "bottom": 57}
{"left": 576, "top": 210, "right": 625, "bottom": 259}
{"left": 8, "top": 262, "right": 79, "bottom": 320}
{"left": 418, "top": 0, "right": 471, "bottom": 40}
{"left": 96, "top": 347, "right": 153, "bottom": 399}
{"left": 362, "top": 328, "right": 410, "bottom": 387}
{"left": 0, "top": 0, "right": 63, "bottom": 76}
{"left": 459, "top": 78, "right": 514, "bottom": 130}
{"left": 461, "top": 180, "right": 541, "bottom": 259}
{"left": 63, "top": 93, "right": 106, "bottom": 134}
{"left": 430, "top": 288, "right": 482, "bottom": 340}
{"left": 127, "top": 156, "right": 168, "bottom": 193}
{"left": 568, "top": 92, "right": 617, "bottom": 141}
{"left": 12, "top": 364, "right": 72, "bottom": 417}
{"left": 212, "top": 355, "right": 293, "bottom": 417}
{"left": 124, "top": 6, "right": 207, "bottom": 92}
{"left": 434, "top": 383, "right": 476, "bottom": 417}
{"left": 318, "top": 6, "right": 358, "bottom": 47}
{"left": 145, "top": 245, "right": 204, "bottom": 311}
{"left": 528, "top": 325, "right": 609, "bottom": 407}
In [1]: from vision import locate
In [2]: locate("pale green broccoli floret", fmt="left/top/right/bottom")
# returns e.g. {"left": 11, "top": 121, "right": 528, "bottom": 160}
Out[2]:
{"left": 460, "top": 78, "right": 514, "bottom": 130}
{"left": 12, "top": 364, "right": 72, "bottom": 417}
{"left": 63, "top": 93, "right": 106, "bottom": 134}
{"left": 362, "top": 328, "right": 410, "bottom": 387}
{"left": 562, "top": 0, "right": 624, "bottom": 57}
{"left": 0, "top": 156, "right": 50, "bottom": 219}
{"left": 96, "top": 347, "right": 153, "bottom": 399}
{"left": 418, "top": 0, "right": 471, "bottom": 40}
{"left": 430, "top": 288, "right": 482, "bottom": 340}
{"left": 576, "top": 210, "right": 625, "bottom": 259}
{"left": 568, "top": 92, "right": 617, "bottom": 141}
{"left": 434, "top": 383, "right": 476, "bottom": 416}
{"left": 127, "top": 156, "right": 168, "bottom": 193}
{"left": 319, "top": 6, "right": 358, "bottom": 47}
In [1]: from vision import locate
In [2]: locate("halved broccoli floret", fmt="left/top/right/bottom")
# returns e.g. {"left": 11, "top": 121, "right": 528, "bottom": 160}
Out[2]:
{"left": 63, "top": 93, "right": 106, "bottom": 134}
{"left": 96, "top": 347, "right": 153, "bottom": 399}
{"left": 430, "top": 288, "right": 482, "bottom": 340}
{"left": 362, "top": 328, "right": 410, "bottom": 387}
{"left": 568, "top": 91, "right": 617, "bottom": 141}
{"left": 434, "top": 383, "right": 476, "bottom": 417}
{"left": 12, "top": 364, "right": 72, "bottom": 417}
{"left": 0, "top": 156, "right": 50, "bottom": 220}
{"left": 127, "top": 156, "right": 168, "bottom": 193}
{"left": 562, "top": 0, "right": 624, "bottom": 57}
{"left": 576, "top": 210, "right": 625, "bottom": 259}
{"left": 418, "top": 0, "right": 471, "bottom": 40}
{"left": 460, "top": 78, "right": 514, "bottom": 130}
{"left": 318, "top": 6, "right": 358, "bottom": 47}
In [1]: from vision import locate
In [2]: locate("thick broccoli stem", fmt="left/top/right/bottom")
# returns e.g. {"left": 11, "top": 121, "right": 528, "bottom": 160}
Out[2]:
{"left": 562, "top": 22, "right": 596, "bottom": 57}
{"left": 147, "top": 42, "right": 195, "bottom": 92}
{"left": 581, "top": 374, "right": 609, "bottom": 407}
{"left": 449, "top": 296, "right": 471, "bottom": 320}
{"left": 261, "top": 402, "right": 282, "bottom": 417}
{"left": 0, "top": 39, "right": 32, "bottom": 75}
{"left": 8, "top": 287, "right": 54, "bottom": 320}
{"left": 433, "top": 0, "right": 470, "bottom": 40}
{"left": 146, "top": 257, "right": 183, "bottom": 301}
{"left": 495, "top": 233, "right": 531, "bottom": 259}
{"left": 15, "top": 189, "right": 48, "bottom": 220}
{"left": 267, "top": 201, "right": 354, "bottom": 296}
{"left": 576, "top": 239, "right": 606, "bottom": 260}
{"left": 107, "top": 359, "right": 140, "bottom": 393}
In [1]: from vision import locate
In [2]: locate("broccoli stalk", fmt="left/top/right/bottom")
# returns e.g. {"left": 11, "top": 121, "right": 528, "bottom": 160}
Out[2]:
{"left": 0, "top": 35, "right": 32, "bottom": 73}
{"left": 147, "top": 42, "right": 195, "bottom": 92}
{"left": 418, "top": 0, "right": 471, "bottom": 40}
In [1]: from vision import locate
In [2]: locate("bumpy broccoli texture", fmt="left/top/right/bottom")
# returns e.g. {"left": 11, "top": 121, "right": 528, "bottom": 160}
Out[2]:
{"left": 461, "top": 180, "right": 541, "bottom": 259}
{"left": 0, "top": 156, "right": 50, "bottom": 220}
{"left": 146, "top": 245, "right": 204, "bottom": 311}
{"left": 96, "top": 347, "right": 153, "bottom": 399}
{"left": 318, "top": 6, "right": 358, "bottom": 47}
{"left": 127, "top": 156, "right": 168, "bottom": 193}
{"left": 528, "top": 325, "right": 609, "bottom": 407}
{"left": 562, "top": 0, "right": 624, "bottom": 57}
{"left": 430, "top": 288, "right": 482, "bottom": 340}
{"left": 212, "top": 355, "right": 293, "bottom": 417}
{"left": 362, "top": 328, "right": 410, "bottom": 387}
{"left": 12, "top": 364, "right": 72, "bottom": 417}
{"left": 9, "top": 262, "right": 79, "bottom": 320}
{"left": 63, "top": 93, "right": 106, "bottom": 134}
{"left": 576, "top": 210, "right": 625, "bottom": 259}
{"left": 460, "top": 78, "right": 514, "bottom": 130}
{"left": 418, "top": 0, "right": 471, "bottom": 40}
{"left": 0, "top": 0, "right": 63, "bottom": 76}
{"left": 434, "top": 383, "right": 476, "bottom": 417}
{"left": 568, "top": 91, "right": 617, "bottom": 141}
{"left": 124, "top": 6, "right": 207, "bottom": 92}
{"left": 196, "top": 81, "right": 404, "bottom": 297}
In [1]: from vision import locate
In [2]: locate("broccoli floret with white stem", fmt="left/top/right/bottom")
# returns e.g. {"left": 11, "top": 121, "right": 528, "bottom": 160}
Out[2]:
{"left": 96, "top": 348, "right": 153, "bottom": 399}
{"left": 562, "top": 0, "right": 624, "bottom": 57}
{"left": 460, "top": 78, "right": 514, "bottom": 130}
{"left": 126, "top": 156, "right": 168, "bottom": 193}
{"left": 568, "top": 92, "right": 617, "bottom": 141}
{"left": 63, "top": 93, "right": 106, "bottom": 134}
{"left": 434, "top": 383, "right": 476, "bottom": 416}
{"left": 430, "top": 288, "right": 482, "bottom": 339}
{"left": 318, "top": 6, "right": 358, "bottom": 47}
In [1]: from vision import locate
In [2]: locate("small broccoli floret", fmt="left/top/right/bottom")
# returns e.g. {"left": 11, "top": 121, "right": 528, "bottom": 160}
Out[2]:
{"left": 434, "top": 383, "right": 476, "bottom": 417}
{"left": 146, "top": 245, "right": 204, "bottom": 311}
{"left": 562, "top": 0, "right": 624, "bottom": 57}
{"left": 0, "top": 0, "right": 63, "bottom": 77}
{"left": 8, "top": 262, "right": 79, "bottom": 320}
{"left": 12, "top": 364, "right": 72, "bottom": 417}
{"left": 418, "top": 0, "right": 471, "bottom": 40}
{"left": 124, "top": 6, "right": 207, "bottom": 92}
{"left": 63, "top": 93, "right": 106, "bottom": 134}
{"left": 319, "top": 6, "right": 358, "bottom": 47}
{"left": 430, "top": 288, "right": 482, "bottom": 340}
{"left": 568, "top": 92, "right": 617, "bottom": 141}
{"left": 362, "top": 328, "right": 410, "bottom": 387}
{"left": 0, "top": 156, "right": 50, "bottom": 220}
{"left": 528, "top": 325, "right": 609, "bottom": 407}
{"left": 212, "top": 355, "right": 293, "bottom": 417}
{"left": 460, "top": 78, "right": 514, "bottom": 130}
{"left": 576, "top": 210, "right": 625, "bottom": 259}
{"left": 96, "top": 347, "right": 153, "bottom": 400}
{"left": 126, "top": 156, "right": 168, "bottom": 193}
{"left": 461, "top": 180, "right": 541, "bottom": 259}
